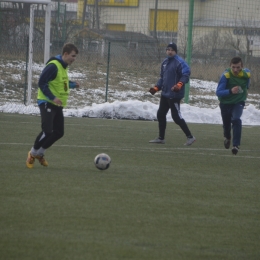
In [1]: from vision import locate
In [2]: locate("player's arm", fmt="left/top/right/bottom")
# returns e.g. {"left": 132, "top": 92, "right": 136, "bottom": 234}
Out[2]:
{"left": 171, "top": 61, "right": 190, "bottom": 92}
{"left": 216, "top": 75, "right": 230, "bottom": 97}
{"left": 245, "top": 68, "right": 251, "bottom": 89}
{"left": 156, "top": 60, "right": 167, "bottom": 90}
{"left": 69, "top": 81, "right": 80, "bottom": 89}
{"left": 178, "top": 61, "right": 190, "bottom": 84}
{"left": 38, "top": 64, "right": 58, "bottom": 100}
{"left": 149, "top": 62, "right": 164, "bottom": 95}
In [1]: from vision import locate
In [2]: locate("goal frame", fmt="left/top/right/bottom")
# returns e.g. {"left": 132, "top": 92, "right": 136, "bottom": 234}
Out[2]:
{"left": 3, "top": 0, "right": 51, "bottom": 105}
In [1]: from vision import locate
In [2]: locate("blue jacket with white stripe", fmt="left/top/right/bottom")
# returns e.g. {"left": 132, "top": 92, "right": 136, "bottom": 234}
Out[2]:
{"left": 156, "top": 54, "right": 190, "bottom": 99}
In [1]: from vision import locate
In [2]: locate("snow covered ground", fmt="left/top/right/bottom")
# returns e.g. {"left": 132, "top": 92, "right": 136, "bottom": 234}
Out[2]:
{"left": 1, "top": 60, "right": 260, "bottom": 125}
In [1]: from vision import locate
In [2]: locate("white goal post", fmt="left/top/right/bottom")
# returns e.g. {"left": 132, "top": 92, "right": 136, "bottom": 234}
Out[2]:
{"left": 3, "top": 0, "right": 51, "bottom": 105}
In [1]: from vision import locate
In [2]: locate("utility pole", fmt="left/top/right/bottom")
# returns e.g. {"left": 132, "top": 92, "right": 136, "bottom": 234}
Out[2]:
{"left": 153, "top": 0, "right": 158, "bottom": 39}
{"left": 95, "top": 0, "right": 99, "bottom": 29}
{"left": 81, "top": 0, "right": 87, "bottom": 28}
{"left": 184, "top": 0, "right": 194, "bottom": 104}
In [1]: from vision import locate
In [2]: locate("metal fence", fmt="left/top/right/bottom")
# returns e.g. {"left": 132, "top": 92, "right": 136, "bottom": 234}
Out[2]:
{"left": 1, "top": 0, "right": 260, "bottom": 110}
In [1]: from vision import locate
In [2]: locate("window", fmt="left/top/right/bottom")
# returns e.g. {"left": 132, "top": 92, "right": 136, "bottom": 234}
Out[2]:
{"left": 106, "top": 24, "right": 126, "bottom": 31}
{"left": 83, "top": 41, "right": 100, "bottom": 52}
{"left": 128, "top": 42, "right": 138, "bottom": 50}
{"left": 151, "top": 31, "right": 178, "bottom": 44}
{"left": 149, "top": 9, "right": 178, "bottom": 44}
{"left": 87, "top": 0, "right": 138, "bottom": 7}
{"left": 149, "top": 9, "right": 178, "bottom": 32}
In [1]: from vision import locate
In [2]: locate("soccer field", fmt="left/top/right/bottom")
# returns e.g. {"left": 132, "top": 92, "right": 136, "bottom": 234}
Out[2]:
{"left": 0, "top": 113, "right": 260, "bottom": 260}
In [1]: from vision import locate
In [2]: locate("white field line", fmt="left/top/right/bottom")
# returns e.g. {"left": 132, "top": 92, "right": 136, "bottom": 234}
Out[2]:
{"left": 2, "top": 119, "right": 259, "bottom": 128}
{"left": 1, "top": 142, "right": 260, "bottom": 159}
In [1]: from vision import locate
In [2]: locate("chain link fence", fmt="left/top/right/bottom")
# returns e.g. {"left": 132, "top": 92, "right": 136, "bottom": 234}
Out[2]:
{"left": 1, "top": 0, "right": 260, "bottom": 111}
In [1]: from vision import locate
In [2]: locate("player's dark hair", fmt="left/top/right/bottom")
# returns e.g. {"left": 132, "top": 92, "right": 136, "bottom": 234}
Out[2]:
{"left": 62, "top": 43, "right": 79, "bottom": 55}
{"left": 230, "top": 56, "right": 243, "bottom": 66}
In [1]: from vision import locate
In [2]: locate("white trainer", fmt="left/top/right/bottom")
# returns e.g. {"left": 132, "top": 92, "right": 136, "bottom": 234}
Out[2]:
{"left": 184, "top": 136, "right": 196, "bottom": 146}
{"left": 149, "top": 138, "right": 165, "bottom": 144}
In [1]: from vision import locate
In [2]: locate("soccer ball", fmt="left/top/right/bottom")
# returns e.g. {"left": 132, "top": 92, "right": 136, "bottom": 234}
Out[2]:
{"left": 94, "top": 153, "right": 111, "bottom": 170}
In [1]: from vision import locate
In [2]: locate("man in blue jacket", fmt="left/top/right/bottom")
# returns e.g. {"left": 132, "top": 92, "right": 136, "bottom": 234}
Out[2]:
{"left": 149, "top": 42, "right": 195, "bottom": 145}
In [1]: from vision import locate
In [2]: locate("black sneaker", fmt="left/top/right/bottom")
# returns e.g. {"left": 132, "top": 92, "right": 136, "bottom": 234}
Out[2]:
{"left": 224, "top": 138, "right": 231, "bottom": 149}
{"left": 232, "top": 146, "right": 239, "bottom": 155}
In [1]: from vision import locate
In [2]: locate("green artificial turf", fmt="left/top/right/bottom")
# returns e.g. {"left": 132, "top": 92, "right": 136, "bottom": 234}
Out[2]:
{"left": 0, "top": 113, "right": 259, "bottom": 260}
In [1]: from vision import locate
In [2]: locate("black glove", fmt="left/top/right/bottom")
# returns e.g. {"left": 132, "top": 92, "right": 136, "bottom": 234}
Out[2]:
{"left": 149, "top": 86, "right": 159, "bottom": 95}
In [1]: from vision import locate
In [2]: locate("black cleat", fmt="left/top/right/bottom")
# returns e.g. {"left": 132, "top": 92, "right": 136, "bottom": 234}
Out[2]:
{"left": 224, "top": 138, "right": 231, "bottom": 149}
{"left": 231, "top": 146, "right": 239, "bottom": 155}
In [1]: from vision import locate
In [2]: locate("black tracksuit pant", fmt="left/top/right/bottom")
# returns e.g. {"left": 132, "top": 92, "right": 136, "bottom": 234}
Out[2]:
{"left": 33, "top": 102, "right": 64, "bottom": 150}
{"left": 157, "top": 96, "right": 192, "bottom": 139}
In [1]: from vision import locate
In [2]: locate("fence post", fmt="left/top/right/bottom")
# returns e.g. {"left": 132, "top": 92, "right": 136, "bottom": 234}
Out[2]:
{"left": 105, "top": 42, "right": 111, "bottom": 102}
{"left": 184, "top": 0, "right": 194, "bottom": 104}
{"left": 153, "top": 0, "right": 158, "bottom": 39}
{"left": 24, "top": 37, "right": 29, "bottom": 105}
{"left": 26, "top": 4, "right": 35, "bottom": 106}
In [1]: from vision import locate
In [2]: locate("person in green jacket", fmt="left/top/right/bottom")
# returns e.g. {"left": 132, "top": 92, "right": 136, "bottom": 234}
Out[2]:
{"left": 216, "top": 56, "right": 250, "bottom": 155}
{"left": 26, "top": 43, "right": 79, "bottom": 168}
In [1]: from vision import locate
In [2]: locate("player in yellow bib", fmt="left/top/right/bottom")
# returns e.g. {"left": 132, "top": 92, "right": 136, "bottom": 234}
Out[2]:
{"left": 216, "top": 56, "right": 250, "bottom": 155}
{"left": 26, "top": 43, "right": 79, "bottom": 168}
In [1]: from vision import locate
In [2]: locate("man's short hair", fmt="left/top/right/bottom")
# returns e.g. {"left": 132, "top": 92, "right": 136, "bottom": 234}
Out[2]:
{"left": 230, "top": 56, "right": 243, "bottom": 65}
{"left": 62, "top": 43, "right": 79, "bottom": 55}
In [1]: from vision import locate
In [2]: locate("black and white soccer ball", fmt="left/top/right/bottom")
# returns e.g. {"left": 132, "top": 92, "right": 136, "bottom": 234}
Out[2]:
{"left": 94, "top": 153, "right": 111, "bottom": 170}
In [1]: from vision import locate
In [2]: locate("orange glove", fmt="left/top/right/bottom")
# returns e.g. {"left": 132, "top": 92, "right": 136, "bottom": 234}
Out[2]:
{"left": 149, "top": 86, "right": 159, "bottom": 95}
{"left": 171, "top": 82, "right": 183, "bottom": 92}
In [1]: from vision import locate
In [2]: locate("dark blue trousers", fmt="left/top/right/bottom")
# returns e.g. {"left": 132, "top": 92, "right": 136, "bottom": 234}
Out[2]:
{"left": 219, "top": 101, "right": 245, "bottom": 147}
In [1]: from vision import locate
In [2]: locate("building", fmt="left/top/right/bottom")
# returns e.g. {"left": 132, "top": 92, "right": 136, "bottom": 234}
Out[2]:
{"left": 74, "top": 0, "right": 260, "bottom": 57}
